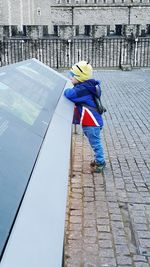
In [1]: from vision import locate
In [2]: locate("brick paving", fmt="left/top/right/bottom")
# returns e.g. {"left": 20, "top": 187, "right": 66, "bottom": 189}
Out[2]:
{"left": 64, "top": 69, "right": 150, "bottom": 267}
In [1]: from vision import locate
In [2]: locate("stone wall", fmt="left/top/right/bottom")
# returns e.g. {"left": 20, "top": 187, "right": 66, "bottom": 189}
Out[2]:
{"left": 51, "top": 6, "right": 129, "bottom": 26}
{"left": 130, "top": 7, "right": 150, "bottom": 25}
{"left": 0, "top": 0, "right": 150, "bottom": 39}
{"left": 0, "top": 0, "right": 51, "bottom": 37}
{"left": 51, "top": 4, "right": 150, "bottom": 38}
{"left": 92, "top": 26, "right": 109, "bottom": 38}
{"left": 1, "top": 0, "right": 51, "bottom": 27}
{"left": 59, "top": 25, "right": 76, "bottom": 38}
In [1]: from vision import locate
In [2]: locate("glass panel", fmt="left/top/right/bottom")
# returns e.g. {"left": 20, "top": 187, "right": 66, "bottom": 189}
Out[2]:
{"left": 0, "top": 59, "right": 67, "bottom": 258}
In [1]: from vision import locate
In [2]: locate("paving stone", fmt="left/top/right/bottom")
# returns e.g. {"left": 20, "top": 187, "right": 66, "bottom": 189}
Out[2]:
{"left": 111, "top": 221, "right": 124, "bottom": 229}
{"left": 113, "top": 235, "right": 127, "bottom": 245}
{"left": 67, "top": 240, "right": 83, "bottom": 248}
{"left": 99, "top": 248, "right": 115, "bottom": 258}
{"left": 99, "top": 257, "right": 117, "bottom": 267}
{"left": 98, "top": 233, "right": 113, "bottom": 240}
{"left": 84, "top": 244, "right": 99, "bottom": 254}
{"left": 137, "top": 231, "right": 150, "bottom": 239}
{"left": 65, "top": 257, "right": 84, "bottom": 267}
{"left": 68, "top": 231, "right": 82, "bottom": 240}
{"left": 64, "top": 69, "right": 150, "bottom": 267}
{"left": 96, "top": 211, "right": 109, "bottom": 218}
{"left": 116, "top": 255, "right": 132, "bottom": 265}
{"left": 72, "top": 188, "right": 83, "bottom": 193}
{"left": 69, "top": 223, "right": 82, "bottom": 231}
{"left": 133, "top": 216, "right": 148, "bottom": 224}
{"left": 97, "top": 225, "right": 110, "bottom": 232}
{"left": 99, "top": 239, "right": 113, "bottom": 248}
{"left": 133, "top": 255, "right": 147, "bottom": 262}
{"left": 71, "top": 192, "right": 82, "bottom": 199}
{"left": 84, "top": 264, "right": 97, "bottom": 267}
{"left": 70, "top": 210, "right": 82, "bottom": 216}
{"left": 97, "top": 218, "right": 110, "bottom": 225}
{"left": 134, "top": 263, "right": 149, "bottom": 267}
{"left": 139, "top": 238, "right": 150, "bottom": 248}
{"left": 84, "top": 197, "right": 95, "bottom": 202}
{"left": 70, "top": 216, "right": 82, "bottom": 224}
{"left": 112, "top": 229, "right": 125, "bottom": 236}
{"left": 109, "top": 208, "right": 122, "bottom": 215}
{"left": 84, "top": 237, "right": 97, "bottom": 244}
{"left": 134, "top": 224, "right": 148, "bottom": 231}
{"left": 84, "top": 208, "right": 95, "bottom": 215}
{"left": 84, "top": 219, "right": 96, "bottom": 227}
{"left": 84, "top": 228, "right": 97, "bottom": 237}
{"left": 115, "top": 244, "right": 130, "bottom": 255}
{"left": 110, "top": 214, "right": 123, "bottom": 221}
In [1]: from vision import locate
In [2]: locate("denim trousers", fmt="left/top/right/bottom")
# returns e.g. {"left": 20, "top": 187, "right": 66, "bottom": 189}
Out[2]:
{"left": 82, "top": 126, "right": 105, "bottom": 164}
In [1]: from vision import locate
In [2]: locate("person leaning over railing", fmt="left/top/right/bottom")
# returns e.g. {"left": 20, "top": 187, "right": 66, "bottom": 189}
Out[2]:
{"left": 64, "top": 61, "right": 106, "bottom": 173}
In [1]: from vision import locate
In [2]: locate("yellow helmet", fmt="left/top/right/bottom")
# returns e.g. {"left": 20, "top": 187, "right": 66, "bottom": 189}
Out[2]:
{"left": 70, "top": 61, "right": 93, "bottom": 82}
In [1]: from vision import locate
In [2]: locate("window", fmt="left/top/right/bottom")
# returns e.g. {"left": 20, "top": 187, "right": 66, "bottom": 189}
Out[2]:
{"left": 141, "top": 29, "right": 146, "bottom": 37}
{"left": 66, "top": 0, "right": 70, "bottom": 3}
{"left": 85, "top": 25, "right": 91, "bottom": 36}
{"left": 147, "top": 24, "right": 150, "bottom": 34}
{"left": 43, "top": 26, "right": 48, "bottom": 36}
{"left": 107, "top": 25, "right": 110, "bottom": 36}
{"left": 11, "top": 26, "right": 18, "bottom": 36}
{"left": 54, "top": 25, "right": 58, "bottom": 36}
{"left": 3, "top": 26, "right": 10, "bottom": 37}
{"left": 94, "top": 0, "right": 97, "bottom": 3}
{"left": 23, "top": 25, "right": 27, "bottom": 36}
{"left": 76, "top": 25, "right": 79, "bottom": 36}
{"left": 37, "top": 8, "right": 41, "bottom": 16}
{"left": 115, "top": 25, "right": 122, "bottom": 36}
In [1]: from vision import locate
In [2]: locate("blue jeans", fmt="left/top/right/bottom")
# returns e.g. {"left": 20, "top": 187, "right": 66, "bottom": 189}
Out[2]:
{"left": 82, "top": 126, "right": 105, "bottom": 164}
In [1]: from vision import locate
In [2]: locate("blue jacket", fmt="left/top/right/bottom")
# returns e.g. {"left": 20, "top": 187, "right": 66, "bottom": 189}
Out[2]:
{"left": 64, "top": 79, "right": 103, "bottom": 127}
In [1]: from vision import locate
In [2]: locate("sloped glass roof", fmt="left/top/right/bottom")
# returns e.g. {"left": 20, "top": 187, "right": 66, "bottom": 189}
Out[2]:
{"left": 0, "top": 59, "right": 67, "bottom": 259}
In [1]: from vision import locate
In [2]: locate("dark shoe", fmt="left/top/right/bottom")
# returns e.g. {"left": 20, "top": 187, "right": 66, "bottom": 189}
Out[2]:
{"left": 92, "top": 162, "right": 106, "bottom": 173}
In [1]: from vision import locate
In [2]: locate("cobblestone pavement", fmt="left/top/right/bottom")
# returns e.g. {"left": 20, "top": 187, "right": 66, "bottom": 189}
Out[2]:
{"left": 64, "top": 69, "right": 150, "bottom": 267}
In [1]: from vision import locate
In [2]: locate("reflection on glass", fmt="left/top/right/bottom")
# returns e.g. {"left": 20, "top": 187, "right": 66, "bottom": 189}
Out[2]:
{"left": 17, "top": 64, "right": 56, "bottom": 90}
{"left": 0, "top": 84, "right": 41, "bottom": 125}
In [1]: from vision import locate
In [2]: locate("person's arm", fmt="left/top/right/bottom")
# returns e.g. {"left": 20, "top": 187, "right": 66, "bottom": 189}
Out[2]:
{"left": 64, "top": 85, "right": 89, "bottom": 104}
{"left": 64, "top": 87, "right": 77, "bottom": 101}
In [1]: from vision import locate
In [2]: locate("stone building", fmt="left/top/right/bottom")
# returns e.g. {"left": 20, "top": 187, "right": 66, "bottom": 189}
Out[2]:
{"left": 51, "top": 0, "right": 150, "bottom": 38}
{"left": 0, "top": 0, "right": 51, "bottom": 39}
{"left": 0, "top": 0, "right": 150, "bottom": 39}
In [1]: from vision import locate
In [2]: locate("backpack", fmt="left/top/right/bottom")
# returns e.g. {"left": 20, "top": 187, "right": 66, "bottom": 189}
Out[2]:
{"left": 93, "top": 95, "right": 107, "bottom": 115}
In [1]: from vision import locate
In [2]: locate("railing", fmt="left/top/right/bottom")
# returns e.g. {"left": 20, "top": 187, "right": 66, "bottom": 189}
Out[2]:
{"left": 0, "top": 37, "right": 150, "bottom": 68}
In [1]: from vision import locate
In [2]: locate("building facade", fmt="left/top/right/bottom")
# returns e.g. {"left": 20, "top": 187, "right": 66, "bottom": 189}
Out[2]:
{"left": 51, "top": 0, "right": 150, "bottom": 38}
{"left": 0, "top": 0, "right": 51, "bottom": 39}
{"left": 0, "top": 0, "right": 150, "bottom": 39}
